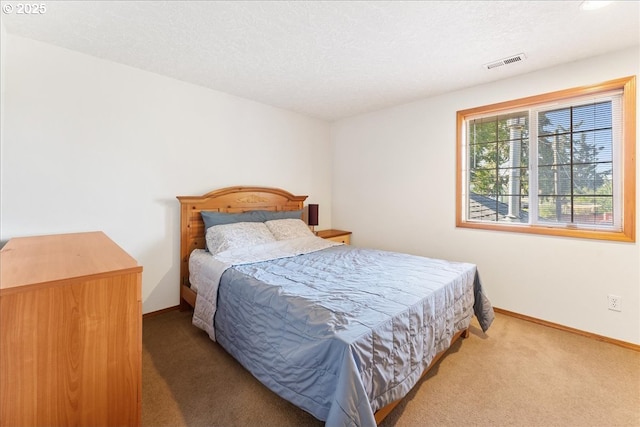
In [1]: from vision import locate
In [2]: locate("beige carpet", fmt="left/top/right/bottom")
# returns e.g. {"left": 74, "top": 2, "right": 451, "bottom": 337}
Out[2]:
{"left": 142, "top": 310, "right": 639, "bottom": 427}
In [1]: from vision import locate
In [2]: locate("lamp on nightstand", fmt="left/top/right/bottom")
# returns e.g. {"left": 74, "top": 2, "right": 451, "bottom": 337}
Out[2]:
{"left": 308, "top": 204, "right": 319, "bottom": 234}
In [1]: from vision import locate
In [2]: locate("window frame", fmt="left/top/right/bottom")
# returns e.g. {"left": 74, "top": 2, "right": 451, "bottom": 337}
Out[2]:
{"left": 456, "top": 76, "right": 636, "bottom": 242}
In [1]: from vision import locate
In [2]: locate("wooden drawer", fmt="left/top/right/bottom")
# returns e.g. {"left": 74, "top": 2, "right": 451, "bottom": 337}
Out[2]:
{"left": 316, "top": 229, "right": 351, "bottom": 245}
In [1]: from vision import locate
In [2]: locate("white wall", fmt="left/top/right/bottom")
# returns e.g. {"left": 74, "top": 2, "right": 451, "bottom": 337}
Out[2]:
{"left": 1, "top": 20, "right": 6, "bottom": 173}
{"left": 331, "top": 47, "right": 640, "bottom": 345}
{"left": 0, "top": 35, "right": 333, "bottom": 313}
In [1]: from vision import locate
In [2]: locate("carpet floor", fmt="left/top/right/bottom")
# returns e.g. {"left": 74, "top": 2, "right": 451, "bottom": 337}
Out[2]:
{"left": 142, "top": 310, "right": 639, "bottom": 426}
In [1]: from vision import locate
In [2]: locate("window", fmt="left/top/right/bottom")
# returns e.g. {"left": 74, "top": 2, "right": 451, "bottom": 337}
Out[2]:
{"left": 456, "top": 77, "right": 635, "bottom": 242}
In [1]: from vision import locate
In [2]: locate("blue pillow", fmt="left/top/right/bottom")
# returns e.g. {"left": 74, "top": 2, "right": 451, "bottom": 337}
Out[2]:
{"left": 201, "top": 209, "right": 302, "bottom": 231}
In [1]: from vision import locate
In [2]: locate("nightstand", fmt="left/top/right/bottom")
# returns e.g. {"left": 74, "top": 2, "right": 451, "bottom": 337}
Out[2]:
{"left": 316, "top": 229, "right": 352, "bottom": 245}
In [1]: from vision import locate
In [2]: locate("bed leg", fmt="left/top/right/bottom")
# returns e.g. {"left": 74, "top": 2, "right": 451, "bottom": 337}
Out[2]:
{"left": 179, "top": 284, "right": 197, "bottom": 311}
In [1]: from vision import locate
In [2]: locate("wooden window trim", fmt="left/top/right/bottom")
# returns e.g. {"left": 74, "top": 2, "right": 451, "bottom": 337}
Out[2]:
{"left": 456, "top": 76, "right": 636, "bottom": 242}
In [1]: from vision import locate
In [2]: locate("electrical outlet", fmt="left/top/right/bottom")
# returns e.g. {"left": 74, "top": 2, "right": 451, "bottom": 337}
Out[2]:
{"left": 608, "top": 294, "right": 622, "bottom": 312}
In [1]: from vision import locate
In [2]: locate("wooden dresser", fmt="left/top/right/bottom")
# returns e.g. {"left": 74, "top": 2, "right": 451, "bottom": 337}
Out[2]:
{"left": 0, "top": 231, "right": 142, "bottom": 427}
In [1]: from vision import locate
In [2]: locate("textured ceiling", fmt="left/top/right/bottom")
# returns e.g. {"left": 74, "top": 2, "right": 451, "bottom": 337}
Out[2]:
{"left": 2, "top": 0, "right": 639, "bottom": 121}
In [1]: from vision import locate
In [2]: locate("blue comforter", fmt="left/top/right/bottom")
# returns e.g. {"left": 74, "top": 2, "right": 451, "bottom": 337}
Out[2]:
{"left": 213, "top": 245, "right": 493, "bottom": 426}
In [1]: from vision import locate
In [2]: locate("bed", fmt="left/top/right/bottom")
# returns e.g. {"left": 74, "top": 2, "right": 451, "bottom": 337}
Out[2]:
{"left": 177, "top": 186, "right": 494, "bottom": 426}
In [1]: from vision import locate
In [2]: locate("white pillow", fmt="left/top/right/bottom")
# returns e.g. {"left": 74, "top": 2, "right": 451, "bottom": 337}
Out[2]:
{"left": 265, "top": 218, "right": 315, "bottom": 241}
{"left": 205, "top": 222, "right": 276, "bottom": 255}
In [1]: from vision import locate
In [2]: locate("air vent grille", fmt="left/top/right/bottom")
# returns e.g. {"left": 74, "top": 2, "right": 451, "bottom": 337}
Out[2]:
{"left": 484, "top": 53, "right": 526, "bottom": 70}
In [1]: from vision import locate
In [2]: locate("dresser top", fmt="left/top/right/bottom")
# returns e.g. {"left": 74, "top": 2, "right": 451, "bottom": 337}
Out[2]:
{"left": 1, "top": 231, "right": 142, "bottom": 292}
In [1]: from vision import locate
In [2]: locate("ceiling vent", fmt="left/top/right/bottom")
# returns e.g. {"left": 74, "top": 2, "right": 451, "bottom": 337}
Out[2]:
{"left": 484, "top": 53, "right": 527, "bottom": 70}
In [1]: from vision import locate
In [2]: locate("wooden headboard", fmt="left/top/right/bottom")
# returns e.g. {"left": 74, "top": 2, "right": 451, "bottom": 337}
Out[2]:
{"left": 176, "top": 186, "right": 308, "bottom": 309}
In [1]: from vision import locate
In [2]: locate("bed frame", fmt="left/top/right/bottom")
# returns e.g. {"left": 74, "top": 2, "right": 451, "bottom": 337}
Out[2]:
{"left": 177, "top": 185, "right": 468, "bottom": 424}
{"left": 177, "top": 186, "right": 307, "bottom": 311}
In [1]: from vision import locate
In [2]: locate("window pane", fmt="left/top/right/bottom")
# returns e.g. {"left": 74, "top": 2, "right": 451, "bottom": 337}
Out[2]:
{"left": 594, "top": 129, "right": 613, "bottom": 162}
{"left": 520, "top": 168, "right": 529, "bottom": 196}
{"left": 572, "top": 130, "right": 613, "bottom": 163}
{"left": 497, "top": 141, "right": 510, "bottom": 166}
{"left": 497, "top": 139, "right": 528, "bottom": 165}
{"left": 497, "top": 116, "right": 512, "bottom": 141}
{"left": 469, "top": 169, "right": 498, "bottom": 195}
{"left": 538, "top": 196, "right": 570, "bottom": 223}
{"left": 572, "top": 101, "right": 612, "bottom": 131}
{"left": 572, "top": 196, "right": 613, "bottom": 226}
{"left": 594, "top": 196, "right": 614, "bottom": 226}
{"left": 468, "top": 193, "right": 499, "bottom": 221}
{"left": 469, "top": 142, "right": 498, "bottom": 169}
{"left": 573, "top": 163, "right": 613, "bottom": 195}
{"left": 538, "top": 165, "right": 572, "bottom": 196}
{"left": 467, "top": 193, "right": 528, "bottom": 223}
{"left": 537, "top": 137, "right": 554, "bottom": 166}
{"left": 538, "top": 134, "right": 572, "bottom": 166}
{"left": 498, "top": 168, "right": 522, "bottom": 194}
{"left": 470, "top": 118, "right": 497, "bottom": 143}
{"left": 573, "top": 164, "right": 598, "bottom": 194}
{"left": 539, "top": 108, "right": 570, "bottom": 136}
